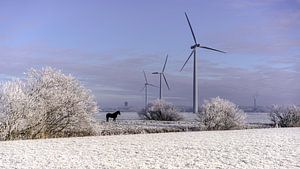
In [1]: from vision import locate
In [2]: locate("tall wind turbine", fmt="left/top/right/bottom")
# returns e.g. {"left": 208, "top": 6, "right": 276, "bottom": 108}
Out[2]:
{"left": 152, "top": 55, "right": 170, "bottom": 99}
{"left": 253, "top": 92, "right": 259, "bottom": 112}
{"left": 141, "top": 70, "right": 157, "bottom": 109}
{"left": 180, "top": 12, "right": 226, "bottom": 113}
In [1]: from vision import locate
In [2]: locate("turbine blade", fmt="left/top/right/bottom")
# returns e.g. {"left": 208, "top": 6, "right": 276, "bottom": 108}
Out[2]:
{"left": 143, "top": 70, "right": 148, "bottom": 83}
{"left": 148, "top": 84, "right": 158, "bottom": 88}
{"left": 180, "top": 50, "right": 194, "bottom": 71}
{"left": 162, "top": 74, "right": 170, "bottom": 90}
{"left": 162, "top": 54, "right": 168, "bottom": 72}
{"left": 185, "top": 12, "right": 197, "bottom": 44}
{"left": 200, "top": 46, "right": 226, "bottom": 53}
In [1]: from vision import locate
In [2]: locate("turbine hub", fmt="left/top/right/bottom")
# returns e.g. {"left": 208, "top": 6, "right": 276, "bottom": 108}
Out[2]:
{"left": 191, "top": 44, "right": 200, "bottom": 49}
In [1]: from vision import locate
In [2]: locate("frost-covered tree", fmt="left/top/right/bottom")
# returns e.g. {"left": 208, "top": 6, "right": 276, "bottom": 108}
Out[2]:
{"left": 197, "top": 97, "right": 246, "bottom": 130}
{"left": 0, "top": 67, "right": 98, "bottom": 140}
{"left": 0, "top": 80, "right": 29, "bottom": 140}
{"left": 270, "top": 105, "right": 300, "bottom": 127}
{"left": 138, "top": 99, "right": 183, "bottom": 121}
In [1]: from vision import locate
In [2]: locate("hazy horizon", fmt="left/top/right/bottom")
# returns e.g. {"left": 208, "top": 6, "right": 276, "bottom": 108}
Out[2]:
{"left": 0, "top": 0, "right": 299, "bottom": 108}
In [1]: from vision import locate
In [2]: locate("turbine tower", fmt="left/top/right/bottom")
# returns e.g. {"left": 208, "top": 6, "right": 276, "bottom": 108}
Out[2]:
{"left": 152, "top": 55, "right": 170, "bottom": 99}
{"left": 141, "top": 71, "right": 157, "bottom": 109}
{"left": 180, "top": 12, "right": 226, "bottom": 113}
{"left": 253, "top": 96, "right": 257, "bottom": 112}
{"left": 253, "top": 92, "right": 259, "bottom": 112}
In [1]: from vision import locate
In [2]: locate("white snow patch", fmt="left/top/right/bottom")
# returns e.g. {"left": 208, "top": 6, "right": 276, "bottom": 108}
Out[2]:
{"left": 0, "top": 128, "right": 299, "bottom": 169}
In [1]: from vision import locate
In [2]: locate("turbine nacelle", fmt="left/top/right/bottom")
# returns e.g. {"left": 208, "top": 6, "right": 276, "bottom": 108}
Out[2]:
{"left": 191, "top": 44, "right": 200, "bottom": 49}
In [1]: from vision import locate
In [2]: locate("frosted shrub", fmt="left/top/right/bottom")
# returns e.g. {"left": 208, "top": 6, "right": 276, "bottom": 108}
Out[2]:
{"left": 0, "top": 67, "right": 98, "bottom": 140}
{"left": 197, "top": 97, "right": 246, "bottom": 130}
{"left": 138, "top": 99, "right": 183, "bottom": 121}
{"left": 270, "top": 105, "right": 300, "bottom": 127}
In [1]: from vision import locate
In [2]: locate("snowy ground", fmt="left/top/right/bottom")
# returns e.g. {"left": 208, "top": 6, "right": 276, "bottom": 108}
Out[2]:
{"left": 95, "top": 111, "right": 271, "bottom": 124}
{"left": 95, "top": 112, "right": 271, "bottom": 135}
{"left": 98, "top": 120, "right": 201, "bottom": 135}
{"left": 0, "top": 128, "right": 299, "bottom": 169}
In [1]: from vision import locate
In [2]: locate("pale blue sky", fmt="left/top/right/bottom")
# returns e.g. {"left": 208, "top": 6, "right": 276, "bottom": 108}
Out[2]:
{"left": 0, "top": 0, "right": 299, "bottom": 107}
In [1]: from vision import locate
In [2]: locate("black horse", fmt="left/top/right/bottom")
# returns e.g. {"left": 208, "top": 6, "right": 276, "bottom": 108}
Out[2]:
{"left": 106, "top": 111, "right": 121, "bottom": 122}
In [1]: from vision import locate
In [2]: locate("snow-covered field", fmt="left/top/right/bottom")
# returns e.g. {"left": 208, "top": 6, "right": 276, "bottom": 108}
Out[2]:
{"left": 98, "top": 120, "right": 201, "bottom": 135}
{"left": 0, "top": 128, "right": 299, "bottom": 169}
{"left": 95, "top": 112, "right": 271, "bottom": 135}
{"left": 95, "top": 111, "right": 271, "bottom": 123}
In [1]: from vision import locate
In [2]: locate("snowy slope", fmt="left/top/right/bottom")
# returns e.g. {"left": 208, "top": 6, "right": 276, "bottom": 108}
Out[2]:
{"left": 0, "top": 128, "right": 299, "bottom": 169}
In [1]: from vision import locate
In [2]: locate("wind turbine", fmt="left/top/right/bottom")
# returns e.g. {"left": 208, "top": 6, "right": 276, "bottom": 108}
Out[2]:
{"left": 253, "top": 92, "right": 259, "bottom": 112}
{"left": 152, "top": 55, "right": 170, "bottom": 100}
{"left": 141, "top": 70, "right": 157, "bottom": 109}
{"left": 180, "top": 12, "right": 226, "bottom": 113}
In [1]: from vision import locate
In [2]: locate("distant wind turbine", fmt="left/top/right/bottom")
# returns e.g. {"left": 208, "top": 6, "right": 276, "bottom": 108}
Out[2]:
{"left": 152, "top": 55, "right": 170, "bottom": 99}
{"left": 253, "top": 92, "right": 259, "bottom": 112}
{"left": 141, "top": 70, "right": 157, "bottom": 109}
{"left": 180, "top": 12, "right": 226, "bottom": 113}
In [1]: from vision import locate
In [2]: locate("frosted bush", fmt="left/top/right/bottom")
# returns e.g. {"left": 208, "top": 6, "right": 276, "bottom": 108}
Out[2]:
{"left": 270, "top": 105, "right": 300, "bottom": 127}
{"left": 197, "top": 97, "right": 246, "bottom": 130}
{"left": 138, "top": 99, "right": 183, "bottom": 121}
{"left": 0, "top": 67, "right": 98, "bottom": 140}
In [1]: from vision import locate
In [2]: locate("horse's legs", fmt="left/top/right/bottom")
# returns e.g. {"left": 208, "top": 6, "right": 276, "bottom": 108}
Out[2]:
{"left": 106, "top": 117, "right": 109, "bottom": 122}
{"left": 113, "top": 118, "right": 116, "bottom": 121}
